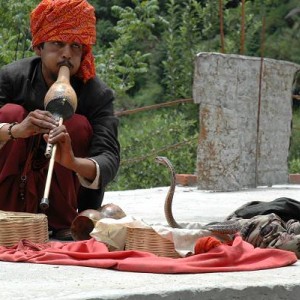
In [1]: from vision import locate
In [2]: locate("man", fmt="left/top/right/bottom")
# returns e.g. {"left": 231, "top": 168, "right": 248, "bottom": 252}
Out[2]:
{"left": 0, "top": 0, "right": 120, "bottom": 239}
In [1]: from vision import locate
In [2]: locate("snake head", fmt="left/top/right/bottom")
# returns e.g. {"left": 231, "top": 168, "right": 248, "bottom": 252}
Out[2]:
{"left": 155, "top": 156, "right": 169, "bottom": 165}
{"left": 155, "top": 156, "right": 176, "bottom": 181}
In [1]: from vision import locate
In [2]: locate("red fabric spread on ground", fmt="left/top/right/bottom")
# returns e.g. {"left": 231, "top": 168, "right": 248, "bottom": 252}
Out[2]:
{"left": 0, "top": 236, "right": 296, "bottom": 273}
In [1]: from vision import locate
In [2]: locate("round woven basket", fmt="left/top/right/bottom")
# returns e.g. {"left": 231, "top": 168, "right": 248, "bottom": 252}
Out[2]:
{"left": 0, "top": 210, "right": 49, "bottom": 247}
{"left": 125, "top": 227, "right": 180, "bottom": 258}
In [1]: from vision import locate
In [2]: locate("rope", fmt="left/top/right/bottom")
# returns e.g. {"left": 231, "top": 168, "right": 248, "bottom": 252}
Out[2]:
{"left": 116, "top": 96, "right": 299, "bottom": 117}
{"left": 115, "top": 98, "right": 193, "bottom": 117}
{"left": 116, "top": 92, "right": 299, "bottom": 168}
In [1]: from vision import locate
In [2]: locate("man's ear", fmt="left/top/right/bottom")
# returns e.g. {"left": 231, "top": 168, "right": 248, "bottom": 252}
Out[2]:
{"left": 33, "top": 46, "right": 41, "bottom": 56}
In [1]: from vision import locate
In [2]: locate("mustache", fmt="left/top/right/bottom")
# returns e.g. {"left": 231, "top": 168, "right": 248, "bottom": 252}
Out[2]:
{"left": 58, "top": 60, "right": 73, "bottom": 69}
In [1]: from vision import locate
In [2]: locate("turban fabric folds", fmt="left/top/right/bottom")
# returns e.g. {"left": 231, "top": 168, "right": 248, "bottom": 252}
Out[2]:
{"left": 30, "top": 0, "right": 97, "bottom": 81}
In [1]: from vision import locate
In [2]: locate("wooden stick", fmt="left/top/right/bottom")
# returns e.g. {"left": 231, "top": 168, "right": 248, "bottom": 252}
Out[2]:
{"left": 254, "top": 16, "right": 266, "bottom": 187}
{"left": 240, "top": 0, "right": 245, "bottom": 54}
{"left": 40, "top": 117, "right": 63, "bottom": 210}
{"left": 219, "top": 0, "right": 225, "bottom": 53}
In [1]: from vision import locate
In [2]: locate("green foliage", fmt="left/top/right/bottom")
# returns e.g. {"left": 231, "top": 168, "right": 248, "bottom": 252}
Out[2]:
{"left": 289, "top": 158, "right": 300, "bottom": 174}
{"left": 2, "top": 0, "right": 299, "bottom": 100}
{"left": 264, "top": 0, "right": 300, "bottom": 64}
{"left": 160, "top": 0, "right": 198, "bottom": 99}
{"left": 0, "top": 0, "right": 38, "bottom": 66}
{"left": 2, "top": 0, "right": 300, "bottom": 189}
{"left": 130, "top": 81, "right": 163, "bottom": 107}
{"left": 108, "top": 104, "right": 198, "bottom": 190}
{"left": 95, "top": 48, "right": 149, "bottom": 102}
{"left": 289, "top": 108, "right": 300, "bottom": 162}
{"left": 94, "top": 0, "right": 164, "bottom": 109}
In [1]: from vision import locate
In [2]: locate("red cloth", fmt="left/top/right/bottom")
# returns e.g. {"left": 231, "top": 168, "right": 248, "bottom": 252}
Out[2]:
{"left": 0, "top": 236, "right": 296, "bottom": 274}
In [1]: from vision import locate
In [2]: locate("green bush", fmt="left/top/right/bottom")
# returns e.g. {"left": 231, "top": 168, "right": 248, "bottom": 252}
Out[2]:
{"left": 289, "top": 109, "right": 300, "bottom": 159}
{"left": 289, "top": 158, "right": 300, "bottom": 174}
{"left": 107, "top": 103, "right": 199, "bottom": 190}
{"left": 289, "top": 108, "right": 300, "bottom": 173}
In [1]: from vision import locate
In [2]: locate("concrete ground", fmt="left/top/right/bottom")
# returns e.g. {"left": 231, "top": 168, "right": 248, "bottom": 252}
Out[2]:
{"left": 1, "top": 184, "right": 300, "bottom": 300}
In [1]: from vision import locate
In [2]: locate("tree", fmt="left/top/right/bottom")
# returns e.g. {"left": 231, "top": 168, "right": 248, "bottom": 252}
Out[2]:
{"left": 0, "top": 0, "right": 38, "bottom": 66}
{"left": 94, "top": 0, "right": 164, "bottom": 108}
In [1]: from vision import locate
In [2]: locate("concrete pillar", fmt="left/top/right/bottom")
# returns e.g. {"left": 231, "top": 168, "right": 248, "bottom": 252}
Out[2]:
{"left": 193, "top": 52, "right": 300, "bottom": 191}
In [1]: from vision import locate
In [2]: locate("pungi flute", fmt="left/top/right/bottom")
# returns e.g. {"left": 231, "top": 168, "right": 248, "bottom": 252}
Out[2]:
{"left": 40, "top": 65, "right": 77, "bottom": 210}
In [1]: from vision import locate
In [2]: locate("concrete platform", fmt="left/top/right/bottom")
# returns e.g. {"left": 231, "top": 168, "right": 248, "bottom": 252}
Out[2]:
{"left": 2, "top": 184, "right": 300, "bottom": 300}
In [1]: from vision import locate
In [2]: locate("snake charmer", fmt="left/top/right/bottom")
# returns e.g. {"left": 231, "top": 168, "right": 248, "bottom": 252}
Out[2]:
{"left": 0, "top": 0, "right": 120, "bottom": 240}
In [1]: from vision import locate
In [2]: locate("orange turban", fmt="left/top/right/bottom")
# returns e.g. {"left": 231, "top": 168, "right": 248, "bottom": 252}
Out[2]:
{"left": 30, "top": 0, "right": 96, "bottom": 81}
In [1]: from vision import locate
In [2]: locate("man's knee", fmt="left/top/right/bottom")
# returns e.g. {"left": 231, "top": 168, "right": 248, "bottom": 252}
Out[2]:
{"left": 0, "top": 104, "right": 28, "bottom": 123}
{"left": 65, "top": 114, "right": 92, "bottom": 136}
{"left": 64, "top": 114, "right": 93, "bottom": 156}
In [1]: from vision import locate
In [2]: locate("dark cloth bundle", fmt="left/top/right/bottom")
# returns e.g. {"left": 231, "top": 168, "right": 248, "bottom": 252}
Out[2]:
{"left": 227, "top": 197, "right": 300, "bottom": 222}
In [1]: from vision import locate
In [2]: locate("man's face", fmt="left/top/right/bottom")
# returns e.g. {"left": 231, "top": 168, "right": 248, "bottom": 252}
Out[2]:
{"left": 34, "top": 41, "right": 84, "bottom": 85}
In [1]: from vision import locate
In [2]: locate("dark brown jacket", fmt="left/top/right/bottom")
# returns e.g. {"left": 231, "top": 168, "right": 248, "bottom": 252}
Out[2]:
{"left": 0, "top": 56, "right": 120, "bottom": 211}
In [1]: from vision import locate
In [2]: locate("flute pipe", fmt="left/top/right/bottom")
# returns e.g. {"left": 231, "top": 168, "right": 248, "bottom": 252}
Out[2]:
{"left": 40, "top": 144, "right": 57, "bottom": 210}
{"left": 45, "top": 115, "right": 62, "bottom": 158}
{"left": 40, "top": 117, "right": 63, "bottom": 210}
{"left": 44, "top": 144, "right": 57, "bottom": 197}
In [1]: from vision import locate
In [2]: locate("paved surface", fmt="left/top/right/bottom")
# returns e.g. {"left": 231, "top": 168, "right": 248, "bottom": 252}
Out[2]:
{"left": 1, "top": 184, "right": 300, "bottom": 300}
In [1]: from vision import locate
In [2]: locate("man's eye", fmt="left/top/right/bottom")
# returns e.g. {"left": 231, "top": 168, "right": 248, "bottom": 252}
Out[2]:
{"left": 52, "top": 41, "right": 63, "bottom": 47}
{"left": 72, "top": 44, "right": 82, "bottom": 49}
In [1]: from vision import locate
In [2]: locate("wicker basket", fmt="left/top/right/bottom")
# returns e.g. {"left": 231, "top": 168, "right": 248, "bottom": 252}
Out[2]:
{"left": 0, "top": 210, "right": 49, "bottom": 247}
{"left": 125, "top": 227, "right": 180, "bottom": 258}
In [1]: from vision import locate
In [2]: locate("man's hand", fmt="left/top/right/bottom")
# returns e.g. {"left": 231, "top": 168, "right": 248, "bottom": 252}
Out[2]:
{"left": 12, "top": 109, "right": 58, "bottom": 138}
{"left": 45, "top": 124, "right": 97, "bottom": 182}
{"left": 45, "top": 124, "right": 75, "bottom": 169}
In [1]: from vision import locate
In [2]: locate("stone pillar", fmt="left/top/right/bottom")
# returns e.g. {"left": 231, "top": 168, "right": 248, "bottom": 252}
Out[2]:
{"left": 193, "top": 52, "right": 300, "bottom": 191}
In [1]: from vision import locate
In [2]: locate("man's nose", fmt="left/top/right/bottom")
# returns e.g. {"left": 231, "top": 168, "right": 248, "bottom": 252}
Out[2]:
{"left": 61, "top": 44, "right": 72, "bottom": 59}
